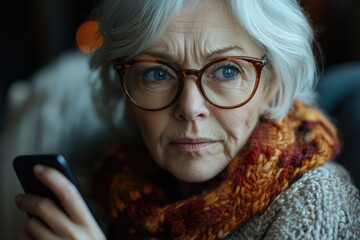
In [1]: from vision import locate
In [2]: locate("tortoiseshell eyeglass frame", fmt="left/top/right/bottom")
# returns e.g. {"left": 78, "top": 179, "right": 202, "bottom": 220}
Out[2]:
{"left": 114, "top": 56, "right": 268, "bottom": 111}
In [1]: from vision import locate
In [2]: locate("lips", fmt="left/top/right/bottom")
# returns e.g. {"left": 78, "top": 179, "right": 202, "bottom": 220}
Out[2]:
{"left": 170, "top": 138, "right": 217, "bottom": 151}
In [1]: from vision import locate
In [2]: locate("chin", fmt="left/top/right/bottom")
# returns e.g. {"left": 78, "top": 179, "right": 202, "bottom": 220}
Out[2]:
{"left": 170, "top": 165, "right": 221, "bottom": 183}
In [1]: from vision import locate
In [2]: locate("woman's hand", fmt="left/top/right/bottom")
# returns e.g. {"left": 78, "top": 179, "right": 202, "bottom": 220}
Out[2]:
{"left": 15, "top": 165, "right": 106, "bottom": 240}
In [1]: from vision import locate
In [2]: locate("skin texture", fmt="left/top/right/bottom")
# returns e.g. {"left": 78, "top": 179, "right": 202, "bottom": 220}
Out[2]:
{"left": 129, "top": 0, "right": 270, "bottom": 183}
{"left": 15, "top": 0, "right": 271, "bottom": 238}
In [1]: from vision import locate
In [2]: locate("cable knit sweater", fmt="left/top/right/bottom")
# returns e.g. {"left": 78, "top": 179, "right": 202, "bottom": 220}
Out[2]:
{"left": 226, "top": 162, "right": 360, "bottom": 239}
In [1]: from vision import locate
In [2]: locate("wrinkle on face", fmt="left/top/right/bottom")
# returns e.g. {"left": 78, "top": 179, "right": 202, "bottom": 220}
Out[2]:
{"left": 128, "top": 0, "right": 269, "bottom": 183}
{"left": 144, "top": 1, "right": 260, "bottom": 68}
{"left": 216, "top": 106, "right": 256, "bottom": 160}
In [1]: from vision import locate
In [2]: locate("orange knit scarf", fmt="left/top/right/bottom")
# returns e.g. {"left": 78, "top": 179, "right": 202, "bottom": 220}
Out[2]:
{"left": 92, "top": 101, "right": 340, "bottom": 239}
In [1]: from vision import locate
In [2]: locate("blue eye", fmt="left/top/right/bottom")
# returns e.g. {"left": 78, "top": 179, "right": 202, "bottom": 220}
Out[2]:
{"left": 214, "top": 65, "right": 241, "bottom": 80}
{"left": 222, "top": 67, "right": 236, "bottom": 78}
{"left": 142, "top": 68, "right": 169, "bottom": 81}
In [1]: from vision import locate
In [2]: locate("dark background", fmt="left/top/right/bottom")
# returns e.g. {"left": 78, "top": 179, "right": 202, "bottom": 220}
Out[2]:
{"left": 0, "top": 0, "right": 93, "bottom": 113}
{"left": 1, "top": 1, "right": 360, "bottom": 185}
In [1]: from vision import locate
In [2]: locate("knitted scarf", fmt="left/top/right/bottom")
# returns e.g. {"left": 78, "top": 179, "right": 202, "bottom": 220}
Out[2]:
{"left": 92, "top": 101, "right": 340, "bottom": 240}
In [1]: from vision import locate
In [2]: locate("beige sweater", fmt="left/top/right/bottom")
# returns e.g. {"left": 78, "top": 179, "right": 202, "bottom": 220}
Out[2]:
{"left": 226, "top": 162, "right": 360, "bottom": 239}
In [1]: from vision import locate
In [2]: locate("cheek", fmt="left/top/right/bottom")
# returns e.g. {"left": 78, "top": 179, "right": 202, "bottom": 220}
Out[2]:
{"left": 130, "top": 108, "right": 164, "bottom": 145}
{"left": 226, "top": 106, "right": 259, "bottom": 136}
{"left": 219, "top": 104, "right": 262, "bottom": 155}
{"left": 136, "top": 118, "right": 157, "bottom": 142}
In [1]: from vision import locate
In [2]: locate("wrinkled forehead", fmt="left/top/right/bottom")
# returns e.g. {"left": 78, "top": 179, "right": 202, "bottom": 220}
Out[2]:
{"left": 169, "top": 0, "right": 236, "bottom": 32}
{"left": 143, "top": 0, "right": 261, "bottom": 62}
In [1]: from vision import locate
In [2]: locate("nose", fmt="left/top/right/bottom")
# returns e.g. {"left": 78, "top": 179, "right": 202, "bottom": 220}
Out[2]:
{"left": 174, "top": 76, "right": 210, "bottom": 121}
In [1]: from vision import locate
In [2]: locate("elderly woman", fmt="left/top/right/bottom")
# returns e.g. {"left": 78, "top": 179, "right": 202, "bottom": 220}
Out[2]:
{"left": 15, "top": 0, "right": 359, "bottom": 239}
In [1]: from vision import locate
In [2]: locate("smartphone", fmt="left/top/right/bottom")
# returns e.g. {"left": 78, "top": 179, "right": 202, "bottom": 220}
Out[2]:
{"left": 13, "top": 154, "right": 103, "bottom": 230}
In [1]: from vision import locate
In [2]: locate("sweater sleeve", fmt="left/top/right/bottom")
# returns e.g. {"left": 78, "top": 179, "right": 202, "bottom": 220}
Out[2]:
{"left": 227, "top": 162, "right": 360, "bottom": 240}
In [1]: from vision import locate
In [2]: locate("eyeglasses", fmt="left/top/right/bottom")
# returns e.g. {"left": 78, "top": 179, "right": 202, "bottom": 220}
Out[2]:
{"left": 114, "top": 56, "right": 268, "bottom": 111}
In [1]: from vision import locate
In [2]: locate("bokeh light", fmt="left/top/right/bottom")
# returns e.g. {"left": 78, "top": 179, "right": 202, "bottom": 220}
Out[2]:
{"left": 76, "top": 20, "right": 103, "bottom": 53}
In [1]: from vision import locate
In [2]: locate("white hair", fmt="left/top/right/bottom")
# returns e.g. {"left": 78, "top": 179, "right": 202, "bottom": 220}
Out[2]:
{"left": 90, "top": 0, "right": 319, "bottom": 121}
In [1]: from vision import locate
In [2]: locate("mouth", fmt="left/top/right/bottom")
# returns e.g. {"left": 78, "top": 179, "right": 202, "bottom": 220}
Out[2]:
{"left": 169, "top": 138, "right": 218, "bottom": 152}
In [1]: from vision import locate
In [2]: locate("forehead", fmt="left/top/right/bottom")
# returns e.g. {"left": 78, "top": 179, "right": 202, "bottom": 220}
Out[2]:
{"left": 145, "top": 0, "right": 261, "bottom": 59}
{"left": 170, "top": 1, "right": 235, "bottom": 32}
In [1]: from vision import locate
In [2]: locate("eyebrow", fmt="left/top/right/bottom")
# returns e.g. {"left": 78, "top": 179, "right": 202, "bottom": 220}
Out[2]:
{"left": 140, "top": 51, "right": 177, "bottom": 63}
{"left": 207, "top": 46, "right": 245, "bottom": 57}
{"left": 141, "top": 46, "right": 245, "bottom": 63}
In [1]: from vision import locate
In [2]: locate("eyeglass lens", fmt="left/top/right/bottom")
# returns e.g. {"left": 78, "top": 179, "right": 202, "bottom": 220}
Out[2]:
{"left": 122, "top": 59, "right": 258, "bottom": 110}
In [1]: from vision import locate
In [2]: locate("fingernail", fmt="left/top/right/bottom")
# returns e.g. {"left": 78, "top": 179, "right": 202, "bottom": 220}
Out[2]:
{"left": 34, "top": 164, "right": 45, "bottom": 174}
{"left": 15, "top": 194, "right": 24, "bottom": 203}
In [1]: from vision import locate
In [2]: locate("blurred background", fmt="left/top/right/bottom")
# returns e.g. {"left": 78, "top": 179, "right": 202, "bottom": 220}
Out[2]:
{"left": 1, "top": 0, "right": 360, "bottom": 178}
{"left": 0, "top": 0, "right": 93, "bottom": 128}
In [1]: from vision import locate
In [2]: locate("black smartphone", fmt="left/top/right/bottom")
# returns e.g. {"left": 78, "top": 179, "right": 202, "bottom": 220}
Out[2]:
{"left": 13, "top": 154, "right": 103, "bottom": 230}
